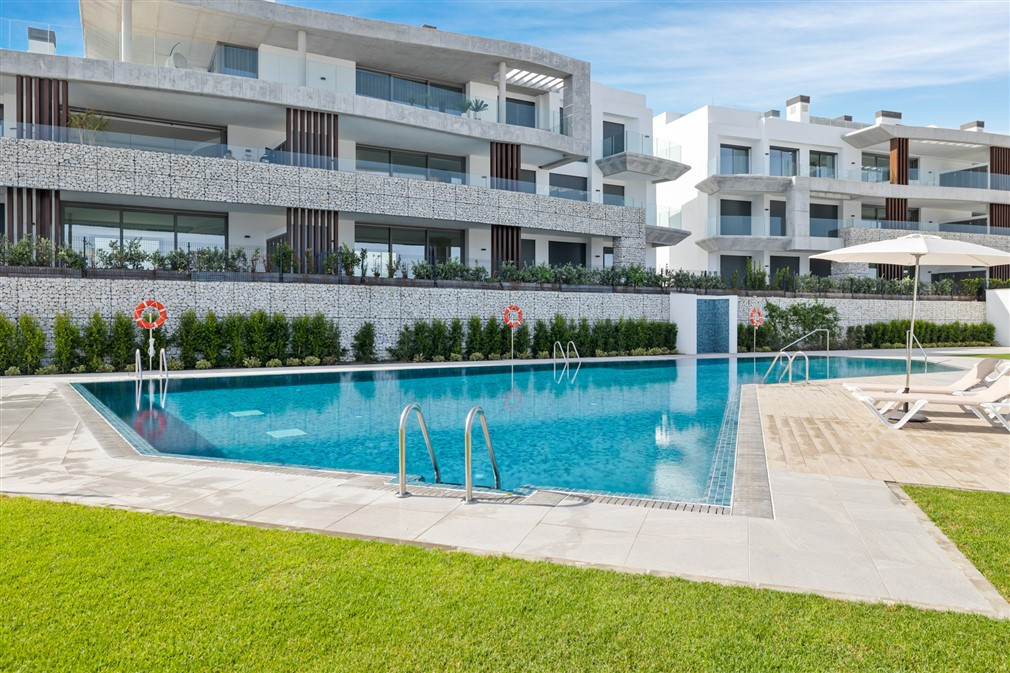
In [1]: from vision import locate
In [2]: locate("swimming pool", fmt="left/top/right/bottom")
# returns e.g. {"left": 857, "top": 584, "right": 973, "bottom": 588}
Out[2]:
{"left": 74, "top": 356, "right": 943, "bottom": 506}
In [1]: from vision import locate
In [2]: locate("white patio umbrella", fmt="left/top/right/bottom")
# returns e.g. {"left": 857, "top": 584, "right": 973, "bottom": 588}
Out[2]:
{"left": 811, "top": 234, "right": 1010, "bottom": 419}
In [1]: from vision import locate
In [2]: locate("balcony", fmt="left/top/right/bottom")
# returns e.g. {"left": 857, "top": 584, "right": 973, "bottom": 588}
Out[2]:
{"left": 843, "top": 219, "right": 1010, "bottom": 237}
{"left": 596, "top": 131, "right": 688, "bottom": 183}
{"left": 2, "top": 121, "right": 642, "bottom": 210}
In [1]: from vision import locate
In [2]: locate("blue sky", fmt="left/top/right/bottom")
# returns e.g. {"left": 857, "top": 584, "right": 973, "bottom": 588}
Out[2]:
{"left": 3, "top": 0, "right": 1008, "bottom": 132}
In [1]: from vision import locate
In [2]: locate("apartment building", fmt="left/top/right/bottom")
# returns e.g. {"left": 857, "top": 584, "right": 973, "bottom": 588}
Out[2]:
{"left": 655, "top": 97, "right": 1010, "bottom": 282}
{"left": 0, "top": 0, "right": 690, "bottom": 273}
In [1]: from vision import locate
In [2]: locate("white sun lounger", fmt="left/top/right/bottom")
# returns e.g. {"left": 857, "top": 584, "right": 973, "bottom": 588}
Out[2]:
{"left": 856, "top": 375, "right": 1010, "bottom": 430}
{"left": 843, "top": 358, "right": 1004, "bottom": 396}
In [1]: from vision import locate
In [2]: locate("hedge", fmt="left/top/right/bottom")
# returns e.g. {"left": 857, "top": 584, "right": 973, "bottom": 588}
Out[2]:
{"left": 390, "top": 316, "right": 678, "bottom": 362}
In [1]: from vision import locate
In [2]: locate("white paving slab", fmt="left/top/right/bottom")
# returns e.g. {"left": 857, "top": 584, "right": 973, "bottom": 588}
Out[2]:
{"left": 1, "top": 378, "right": 1007, "bottom": 619}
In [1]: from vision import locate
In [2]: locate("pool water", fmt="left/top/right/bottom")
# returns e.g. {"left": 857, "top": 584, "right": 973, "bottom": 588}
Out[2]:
{"left": 75, "top": 356, "right": 943, "bottom": 506}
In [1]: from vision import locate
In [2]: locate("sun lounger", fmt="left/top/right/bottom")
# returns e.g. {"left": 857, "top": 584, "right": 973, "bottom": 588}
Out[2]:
{"left": 843, "top": 358, "right": 1004, "bottom": 396}
{"left": 855, "top": 375, "right": 1010, "bottom": 430}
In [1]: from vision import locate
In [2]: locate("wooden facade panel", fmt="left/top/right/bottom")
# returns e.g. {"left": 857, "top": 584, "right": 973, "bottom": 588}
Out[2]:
{"left": 991, "top": 146, "right": 1010, "bottom": 176}
{"left": 991, "top": 264, "right": 1010, "bottom": 281}
{"left": 286, "top": 208, "right": 337, "bottom": 272}
{"left": 14, "top": 75, "right": 69, "bottom": 139}
{"left": 889, "top": 137, "right": 909, "bottom": 185}
{"left": 876, "top": 263, "right": 906, "bottom": 280}
{"left": 285, "top": 108, "right": 338, "bottom": 168}
{"left": 991, "top": 203, "right": 1010, "bottom": 230}
{"left": 490, "top": 224, "right": 521, "bottom": 273}
{"left": 884, "top": 197, "right": 908, "bottom": 222}
{"left": 4, "top": 187, "right": 61, "bottom": 243}
{"left": 490, "top": 142, "right": 521, "bottom": 188}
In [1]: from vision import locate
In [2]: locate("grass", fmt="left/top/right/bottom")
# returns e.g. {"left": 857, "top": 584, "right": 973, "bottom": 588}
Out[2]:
{"left": 904, "top": 486, "right": 1010, "bottom": 600}
{"left": 962, "top": 353, "right": 1010, "bottom": 359}
{"left": 3, "top": 497, "right": 1010, "bottom": 672}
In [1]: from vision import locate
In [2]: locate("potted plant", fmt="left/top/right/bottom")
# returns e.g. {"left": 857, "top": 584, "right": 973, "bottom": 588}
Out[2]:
{"left": 67, "top": 109, "right": 109, "bottom": 145}
{"left": 469, "top": 98, "right": 489, "bottom": 119}
{"left": 339, "top": 243, "right": 357, "bottom": 277}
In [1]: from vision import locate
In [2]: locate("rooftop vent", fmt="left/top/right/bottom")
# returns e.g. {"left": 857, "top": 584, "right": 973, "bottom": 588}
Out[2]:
{"left": 835, "top": 115, "right": 852, "bottom": 122}
{"left": 27, "top": 27, "right": 56, "bottom": 55}
{"left": 762, "top": 109, "right": 780, "bottom": 118}
{"left": 876, "top": 110, "right": 901, "bottom": 125}
{"left": 786, "top": 95, "right": 810, "bottom": 122}
{"left": 960, "top": 120, "right": 984, "bottom": 132}
{"left": 422, "top": 24, "right": 438, "bottom": 29}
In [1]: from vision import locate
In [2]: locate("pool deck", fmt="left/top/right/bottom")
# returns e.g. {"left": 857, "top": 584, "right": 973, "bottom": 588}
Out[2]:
{"left": 2, "top": 353, "right": 1009, "bottom": 619}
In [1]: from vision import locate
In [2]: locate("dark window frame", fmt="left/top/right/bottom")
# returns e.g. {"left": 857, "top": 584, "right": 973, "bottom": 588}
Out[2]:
{"left": 61, "top": 201, "right": 229, "bottom": 251}
{"left": 353, "top": 222, "right": 467, "bottom": 266}
{"left": 355, "top": 144, "right": 467, "bottom": 183}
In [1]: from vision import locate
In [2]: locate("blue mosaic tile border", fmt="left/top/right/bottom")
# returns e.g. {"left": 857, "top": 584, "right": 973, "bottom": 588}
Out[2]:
{"left": 703, "top": 383, "right": 740, "bottom": 507}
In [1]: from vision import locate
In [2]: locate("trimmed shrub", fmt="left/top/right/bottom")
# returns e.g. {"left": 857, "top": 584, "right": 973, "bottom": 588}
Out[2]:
{"left": 82, "top": 313, "right": 108, "bottom": 371}
{"left": 531, "top": 319, "right": 551, "bottom": 356}
{"left": 245, "top": 310, "right": 271, "bottom": 362}
{"left": 199, "top": 311, "right": 223, "bottom": 366}
{"left": 482, "top": 316, "right": 503, "bottom": 358}
{"left": 222, "top": 313, "right": 247, "bottom": 367}
{"left": 303, "top": 356, "right": 320, "bottom": 366}
{"left": 513, "top": 322, "right": 531, "bottom": 358}
{"left": 173, "top": 310, "right": 201, "bottom": 368}
{"left": 285, "top": 357, "right": 302, "bottom": 367}
{"left": 449, "top": 319, "right": 464, "bottom": 357}
{"left": 110, "top": 313, "right": 140, "bottom": 369}
{"left": 267, "top": 313, "right": 289, "bottom": 361}
{"left": 195, "top": 359, "right": 212, "bottom": 369}
{"left": 4, "top": 366, "right": 22, "bottom": 376}
{"left": 352, "top": 322, "right": 376, "bottom": 362}
{"left": 167, "top": 359, "right": 184, "bottom": 371}
{"left": 17, "top": 315, "right": 46, "bottom": 374}
{"left": 0, "top": 312, "right": 17, "bottom": 372}
{"left": 265, "top": 358, "right": 283, "bottom": 367}
{"left": 464, "top": 317, "right": 484, "bottom": 357}
{"left": 290, "top": 316, "right": 312, "bottom": 359}
{"left": 53, "top": 312, "right": 81, "bottom": 373}
{"left": 36, "top": 364, "right": 60, "bottom": 375}
{"left": 243, "top": 357, "right": 262, "bottom": 368}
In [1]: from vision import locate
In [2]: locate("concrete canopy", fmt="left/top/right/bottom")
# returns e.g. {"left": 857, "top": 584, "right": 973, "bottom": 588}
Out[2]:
{"left": 644, "top": 225, "right": 690, "bottom": 247}
{"left": 594, "top": 152, "right": 690, "bottom": 183}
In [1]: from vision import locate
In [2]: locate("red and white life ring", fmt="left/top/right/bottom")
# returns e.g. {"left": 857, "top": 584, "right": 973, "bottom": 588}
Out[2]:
{"left": 503, "top": 305, "right": 523, "bottom": 328}
{"left": 134, "top": 299, "right": 168, "bottom": 330}
{"left": 749, "top": 308, "right": 764, "bottom": 328}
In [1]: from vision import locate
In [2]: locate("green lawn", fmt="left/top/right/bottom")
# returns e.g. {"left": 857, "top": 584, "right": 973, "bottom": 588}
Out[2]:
{"left": 905, "top": 486, "right": 1010, "bottom": 600}
{"left": 3, "top": 497, "right": 1010, "bottom": 672}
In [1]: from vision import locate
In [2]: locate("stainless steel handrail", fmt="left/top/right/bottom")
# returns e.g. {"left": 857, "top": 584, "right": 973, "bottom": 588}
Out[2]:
{"left": 397, "top": 403, "right": 441, "bottom": 497}
{"left": 762, "top": 329, "right": 830, "bottom": 382}
{"left": 158, "top": 348, "right": 168, "bottom": 381}
{"left": 463, "top": 406, "right": 501, "bottom": 503}
{"left": 783, "top": 351, "right": 810, "bottom": 384}
{"left": 134, "top": 349, "right": 143, "bottom": 410}
{"left": 908, "top": 330, "right": 928, "bottom": 373}
{"left": 566, "top": 341, "right": 581, "bottom": 382}
{"left": 553, "top": 340, "right": 569, "bottom": 382}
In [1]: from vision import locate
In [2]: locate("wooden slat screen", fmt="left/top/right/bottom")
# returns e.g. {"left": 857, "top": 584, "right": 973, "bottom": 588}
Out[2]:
{"left": 991, "top": 265, "right": 1010, "bottom": 282}
{"left": 4, "top": 187, "right": 61, "bottom": 244}
{"left": 876, "top": 263, "right": 906, "bottom": 280}
{"left": 286, "top": 208, "right": 337, "bottom": 272}
{"left": 15, "top": 75, "right": 69, "bottom": 140}
{"left": 884, "top": 197, "right": 908, "bottom": 223}
{"left": 990, "top": 146, "right": 1010, "bottom": 176}
{"left": 285, "top": 108, "right": 338, "bottom": 168}
{"left": 490, "top": 142, "right": 521, "bottom": 189}
{"left": 889, "top": 137, "right": 909, "bottom": 185}
{"left": 490, "top": 224, "right": 521, "bottom": 273}
{"left": 990, "top": 203, "right": 1010, "bottom": 231}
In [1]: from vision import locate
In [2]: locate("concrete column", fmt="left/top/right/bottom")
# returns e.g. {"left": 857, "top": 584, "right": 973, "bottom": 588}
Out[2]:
{"left": 497, "top": 62, "right": 507, "bottom": 123}
{"left": 119, "top": 0, "right": 132, "bottom": 62}
{"left": 297, "top": 30, "right": 307, "bottom": 86}
{"left": 785, "top": 183, "right": 809, "bottom": 237}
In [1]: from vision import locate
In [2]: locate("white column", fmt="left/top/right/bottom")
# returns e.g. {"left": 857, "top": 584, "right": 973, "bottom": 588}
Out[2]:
{"left": 497, "top": 61, "right": 507, "bottom": 123}
{"left": 119, "top": 0, "right": 133, "bottom": 62}
{"left": 297, "top": 30, "right": 307, "bottom": 86}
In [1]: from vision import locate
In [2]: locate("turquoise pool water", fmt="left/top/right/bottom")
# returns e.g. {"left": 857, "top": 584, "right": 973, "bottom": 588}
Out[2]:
{"left": 75, "top": 356, "right": 942, "bottom": 505}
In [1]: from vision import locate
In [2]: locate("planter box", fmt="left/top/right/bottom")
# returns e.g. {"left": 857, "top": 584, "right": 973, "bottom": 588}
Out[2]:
{"left": 0, "top": 265, "right": 82, "bottom": 278}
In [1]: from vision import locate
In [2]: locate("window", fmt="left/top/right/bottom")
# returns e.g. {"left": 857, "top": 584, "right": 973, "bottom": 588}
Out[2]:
{"left": 809, "top": 204, "right": 839, "bottom": 237}
{"left": 719, "top": 199, "right": 751, "bottom": 235}
{"left": 603, "top": 246, "right": 614, "bottom": 268}
{"left": 602, "top": 121, "right": 625, "bottom": 156}
{"left": 719, "top": 144, "right": 750, "bottom": 174}
{"left": 92, "top": 111, "right": 225, "bottom": 156}
{"left": 354, "top": 224, "right": 464, "bottom": 275}
{"left": 602, "top": 183, "right": 625, "bottom": 206}
{"left": 720, "top": 255, "right": 749, "bottom": 282}
{"left": 809, "top": 259, "right": 832, "bottom": 278}
{"left": 549, "top": 174, "right": 588, "bottom": 201}
{"left": 770, "top": 256, "right": 799, "bottom": 277}
{"left": 506, "top": 98, "right": 536, "bottom": 128}
{"left": 355, "top": 68, "right": 465, "bottom": 114}
{"left": 521, "top": 239, "right": 536, "bottom": 268}
{"left": 809, "top": 151, "right": 836, "bottom": 178}
{"left": 62, "top": 204, "right": 227, "bottom": 262}
{"left": 355, "top": 146, "right": 466, "bottom": 184}
{"left": 861, "top": 205, "right": 919, "bottom": 228}
{"left": 517, "top": 169, "right": 537, "bottom": 194}
{"left": 769, "top": 200, "right": 786, "bottom": 236}
{"left": 548, "top": 241, "right": 586, "bottom": 266}
{"left": 908, "top": 157, "right": 920, "bottom": 182}
{"left": 209, "top": 43, "right": 258, "bottom": 78}
{"left": 769, "top": 146, "right": 798, "bottom": 177}
{"left": 861, "top": 153, "right": 889, "bottom": 182}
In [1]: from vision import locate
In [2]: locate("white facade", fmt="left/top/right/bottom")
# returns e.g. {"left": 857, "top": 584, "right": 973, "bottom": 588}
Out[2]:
{"left": 654, "top": 99, "right": 1010, "bottom": 282}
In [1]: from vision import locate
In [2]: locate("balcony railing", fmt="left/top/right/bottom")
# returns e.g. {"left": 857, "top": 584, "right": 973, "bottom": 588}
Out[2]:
{"left": 706, "top": 215, "right": 787, "bottom": 237}
{"left": 5, "top": 122, "right": 642, "bottom": 208}
{"left": 602, "top": 131, "right": 681, "bottom": 161}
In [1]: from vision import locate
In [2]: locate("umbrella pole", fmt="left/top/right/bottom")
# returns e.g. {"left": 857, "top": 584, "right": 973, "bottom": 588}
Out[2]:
{"left": 893, "top": 254, "right": 928, "bottom": 423}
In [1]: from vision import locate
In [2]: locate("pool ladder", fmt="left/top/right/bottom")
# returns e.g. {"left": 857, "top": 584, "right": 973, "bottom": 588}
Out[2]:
{"left": 397, "top": 403, "right": 500, "bottom": 503}
{"left": 761, "top": 328, "right": 830, "bottom": 385}
{"left": 135, "top": 347, "right": 169, "bottom": 410}
{"left": 553, "top": 340, "right": 581, "bottom": 383}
